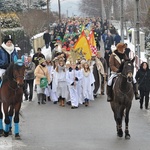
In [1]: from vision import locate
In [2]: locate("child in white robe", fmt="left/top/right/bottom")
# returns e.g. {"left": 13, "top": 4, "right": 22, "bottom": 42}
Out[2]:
{"left": 66, "top": 63, "right": 83, "bottom": 109}
{"left": 54, "top": 59, "right": 68, "bottom": 106}
{"left": 81, "top": 62, "right": 95, "bottom": 106}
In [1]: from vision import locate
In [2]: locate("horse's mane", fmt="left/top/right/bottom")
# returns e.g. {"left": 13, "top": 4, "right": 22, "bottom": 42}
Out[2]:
{"left": 3, "top": 62, "right": 22, "bottom": 82}
{"left": 118, "top": 59, "right": 131, "bottom": 73}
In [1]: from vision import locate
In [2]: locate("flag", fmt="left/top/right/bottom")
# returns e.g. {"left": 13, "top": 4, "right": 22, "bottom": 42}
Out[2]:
{"left": 74, "top": 31, "right": 92, "bottom": 60}
{"left": 88, "top": 30, "right": 98, "bottom": 55}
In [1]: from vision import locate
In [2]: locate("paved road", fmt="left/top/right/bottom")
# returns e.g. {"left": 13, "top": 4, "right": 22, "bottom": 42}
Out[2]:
{"left": 1, "top": 92, "right": 150, "bottom": 150}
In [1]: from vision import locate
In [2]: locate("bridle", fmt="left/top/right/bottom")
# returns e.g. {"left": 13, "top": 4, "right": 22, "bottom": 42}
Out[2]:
{"left": 13, "top": 75, "right": 25, "bottom": 82}
{"left": 121, "top": 61, "right": 134, "bottom": 83}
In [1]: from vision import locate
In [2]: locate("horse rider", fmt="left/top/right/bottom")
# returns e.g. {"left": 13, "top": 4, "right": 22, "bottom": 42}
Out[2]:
{"left": 0, "top": 35, "right": 18, "bottom": 83}
{"left": 107, "top": 43, "right": 140, "bottom": 102}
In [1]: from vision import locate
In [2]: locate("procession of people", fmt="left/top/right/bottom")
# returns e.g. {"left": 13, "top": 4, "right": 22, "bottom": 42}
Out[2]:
{"left": 0, "top": 17, "right": 148, "bottom": 110}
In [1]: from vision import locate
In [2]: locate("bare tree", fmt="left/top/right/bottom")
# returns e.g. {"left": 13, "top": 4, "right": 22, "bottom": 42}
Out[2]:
{"left": 103, "top": 0, "right": 112, "bottom": 19}
{"left": 17, "top": 9, "right": 55, "bottom": 38}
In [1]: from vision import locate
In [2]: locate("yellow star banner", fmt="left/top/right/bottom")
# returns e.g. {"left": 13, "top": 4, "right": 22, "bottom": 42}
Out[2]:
{"left": 74, "top": 31, "right": 92, "bottom": 60}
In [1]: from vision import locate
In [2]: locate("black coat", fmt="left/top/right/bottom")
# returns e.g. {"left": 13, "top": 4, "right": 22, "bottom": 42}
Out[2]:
{"left": 43, "top": 33, "right": 51, "bottom": 44}
{"left": 135, "top": 68, "right": 150, "bottom": 91}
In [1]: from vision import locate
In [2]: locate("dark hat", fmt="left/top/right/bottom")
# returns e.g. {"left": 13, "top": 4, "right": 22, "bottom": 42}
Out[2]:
{"left": 4, "top": 35, "right": 13, "bottom": 44}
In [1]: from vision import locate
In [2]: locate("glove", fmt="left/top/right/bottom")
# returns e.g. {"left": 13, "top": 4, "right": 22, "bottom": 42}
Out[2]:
{"left": 75, "top": 77, "right": 78, "bottom": 81}
{"left": 71, "top": 82, "right": 74, "bottom": 86}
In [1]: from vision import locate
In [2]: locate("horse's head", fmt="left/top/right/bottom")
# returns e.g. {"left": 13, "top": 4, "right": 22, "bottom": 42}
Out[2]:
{"left": 13, "top": 56, "right": 25, "bottom": 88}
{"left": 121, "top": 57, "right": 135, "bottom": 83}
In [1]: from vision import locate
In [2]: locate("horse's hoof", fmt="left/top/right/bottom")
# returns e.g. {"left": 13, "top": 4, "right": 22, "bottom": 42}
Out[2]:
{"left": 125, "top": 134, "right": 131, "bottom": 139}
{"left": 117, "top": 130, "right": 123, "bottom": 137}
{"left": 15, "top": 133, "right": 21, "bottom": 140}
{"left": 3, "top": 131, "right": 9, "bottom": 137}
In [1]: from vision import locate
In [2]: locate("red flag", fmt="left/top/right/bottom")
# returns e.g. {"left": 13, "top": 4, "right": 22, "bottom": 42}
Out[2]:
{"left": 88, "top": 30, "right": 97, "bottom": 55}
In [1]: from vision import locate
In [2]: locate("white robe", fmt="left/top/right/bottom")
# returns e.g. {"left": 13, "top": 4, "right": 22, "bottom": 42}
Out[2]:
{"left": 66, "top": 69, "right": 83, "bottom": 107}
{"left": 53, "top": 66, "right": 69, "bottom": 99}
{"left": 81, "top": 69, "right": 95, "bottom": 100}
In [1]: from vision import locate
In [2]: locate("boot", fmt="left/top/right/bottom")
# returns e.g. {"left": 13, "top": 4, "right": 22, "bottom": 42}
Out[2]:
{"left": 133, "top": 83, "right": 140, "bottom": 100}
{"left": 107, "top": 85, "right": 112, "bottom": 102}
{"left": 37, "top": 94, "right": 40, "bottom": 104}
{"left": 41, "top": 94, "right": 46, "bottom": 104}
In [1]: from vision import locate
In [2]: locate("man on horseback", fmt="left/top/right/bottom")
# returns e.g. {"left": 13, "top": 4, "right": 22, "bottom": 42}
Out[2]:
{"left": 0, "top": 35, "right": 18, "bottom": 84}
{"left": 107, "top": 43, "right": 140, "bottom": 102}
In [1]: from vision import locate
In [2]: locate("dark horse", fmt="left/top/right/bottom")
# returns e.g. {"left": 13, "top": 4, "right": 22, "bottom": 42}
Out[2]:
{"left": 110, "top": 58, "right": 135, "bottom": 139}
{"left": 0, "top": 56, "right": 25, "bottom": 139}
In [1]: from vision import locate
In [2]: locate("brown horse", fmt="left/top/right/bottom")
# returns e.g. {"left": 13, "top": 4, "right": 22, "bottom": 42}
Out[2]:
{"left": 110, "top": 58, "right": 135, "bottom": 139}
{"left": 0, "top": 57, "right": 25, "bottom": 139}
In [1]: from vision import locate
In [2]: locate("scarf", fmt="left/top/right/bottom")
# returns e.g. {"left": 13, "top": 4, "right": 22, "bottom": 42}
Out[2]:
{"left": 1, "top": 42, "right": 15, "bottom": 55}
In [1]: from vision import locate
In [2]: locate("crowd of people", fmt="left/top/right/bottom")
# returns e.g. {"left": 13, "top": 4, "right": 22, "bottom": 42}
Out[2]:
{"left": 0, "top": 17, "right": 149, "bottom": 110}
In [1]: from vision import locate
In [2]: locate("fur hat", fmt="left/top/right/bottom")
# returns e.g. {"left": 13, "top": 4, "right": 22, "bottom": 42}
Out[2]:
{"left": 116, "top": 43, "right": 125, "bottom": 52}
{"left": 3, "top": 35, "right": 13, "bottom": 44}
{"left": 39, "top": 58, "right": 46, "bottom": 64}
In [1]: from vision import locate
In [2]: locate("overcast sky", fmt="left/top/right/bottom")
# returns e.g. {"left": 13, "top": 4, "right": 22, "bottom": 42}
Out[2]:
{"left": 50, "top": 0, "right": 81, "bottom": 17}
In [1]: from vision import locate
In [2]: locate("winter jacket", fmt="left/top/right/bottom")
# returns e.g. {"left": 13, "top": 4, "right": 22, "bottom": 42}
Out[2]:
{"left": 135, "top": 67, "right": 150, "bottom": 91}
{"left": 34, "top": 65, "right": 50, "bottom": 85}
{"left": 24, "top": 62, "right": 35, "bottom": 80}
{"left": 0, "top": 45, "right": 18, "bottom": 69}
{"left": 109, "top": 50, "right": 128, "bottom": 73}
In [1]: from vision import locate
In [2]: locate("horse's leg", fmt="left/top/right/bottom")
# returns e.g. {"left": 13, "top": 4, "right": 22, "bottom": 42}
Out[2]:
{"left": 116, "top": 107, "right": 123, "bottom": 137}
{"left": 3, "top": 103, "right": 10, "bottom": 137}
{"left": 125, "top": 106, "right": 131, "bottom": 139}
{"left": 14, "top": 102, "right": 21, "bottom": 139}
{"left": 8, "top": 105, "right": 14, "bottom": 135}
{"left": 0, "top": 102, "right": 3, "bottom": 136}
{"left": 111, "top": 105, "right": 120, "bottom": 136}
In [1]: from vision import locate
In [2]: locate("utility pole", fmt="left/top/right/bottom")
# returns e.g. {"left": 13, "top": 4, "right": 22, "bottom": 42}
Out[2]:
{"left": 135, "top": 0, "right": 140, "bottom": 59}
{"left": 120, "top": 0, "right": 124, "bottom": 42}
{"left": 58, "top": 0, "right": 61, "bottom": 23}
